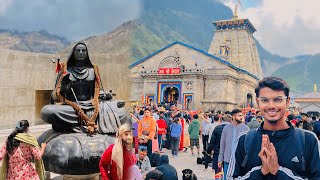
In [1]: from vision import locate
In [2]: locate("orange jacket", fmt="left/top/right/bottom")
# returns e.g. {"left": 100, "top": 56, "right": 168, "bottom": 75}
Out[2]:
{"left": 138, "top": 116, "right": 156, "bottom": 140}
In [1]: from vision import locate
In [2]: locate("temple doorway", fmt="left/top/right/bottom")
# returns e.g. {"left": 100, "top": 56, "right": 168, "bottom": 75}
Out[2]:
{"left": 246, "top": 94, "right": 253, "bottom": 107}
{"left": 163, "top": 86, "right": 179, "bottom": 103}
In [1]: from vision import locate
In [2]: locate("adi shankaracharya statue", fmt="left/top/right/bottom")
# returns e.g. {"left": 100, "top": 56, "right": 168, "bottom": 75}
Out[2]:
{"left": 41, "top": 42, "right": 126, "bottom": 134}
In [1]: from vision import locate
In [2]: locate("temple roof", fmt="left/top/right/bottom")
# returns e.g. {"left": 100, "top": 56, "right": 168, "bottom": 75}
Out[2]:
{"left": 213, "top": 18, "right": 256, "bottom": 34}
{"left": 296, "top": 92, "right": 320, "bottom": 99}
{"left": 129, "top": 41, "right": 259, "bottom": 80}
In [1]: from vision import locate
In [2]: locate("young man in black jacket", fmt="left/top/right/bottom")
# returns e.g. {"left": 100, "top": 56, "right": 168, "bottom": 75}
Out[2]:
{"left": 206, "top": 114, "right": 231, "bottom": 172}
{"left": 227, "top": 77, "right": 320, "bottom": 179}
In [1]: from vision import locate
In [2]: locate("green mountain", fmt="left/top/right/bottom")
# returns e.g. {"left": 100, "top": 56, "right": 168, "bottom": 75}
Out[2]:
{"left": 131, "top": 0, "right": 233, "bottom": 60}
{"left": 273, "top": 53, "right": 320, "bottom": 94}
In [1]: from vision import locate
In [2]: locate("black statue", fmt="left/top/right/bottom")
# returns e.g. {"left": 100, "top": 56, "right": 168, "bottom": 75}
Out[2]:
{"left": 41, "top": 42, "right": 126, "bottom": 134}
{"left": 39, "top": 42, "right": 127, "bottom": 175}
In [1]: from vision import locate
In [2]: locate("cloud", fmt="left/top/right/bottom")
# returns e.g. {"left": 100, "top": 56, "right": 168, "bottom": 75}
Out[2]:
{"left": 223, "top": 0, "right": 320, "bottom": 56}
{"left": 0, "top": 0, "right": 12, "bottom": 15}
{"left": 0, "top": 0, "right": 141, "bottom": 41}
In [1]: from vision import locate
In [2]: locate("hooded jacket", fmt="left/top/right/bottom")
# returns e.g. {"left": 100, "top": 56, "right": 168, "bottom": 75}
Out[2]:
{"left": 188, "top": 119, "right": 200, "bottom": 139}
{"left": 155, "top": 155, "right": 178, "bottom": 180}
{"left": 227, "top": 121, "right": 320, "bottom": 180}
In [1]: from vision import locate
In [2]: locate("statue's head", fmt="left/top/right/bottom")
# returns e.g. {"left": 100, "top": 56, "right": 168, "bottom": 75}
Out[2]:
{"left": 67, "top": 42, "right": 93, "bottom": 67}
{"left": 74, "top": 43, "right": 88, "bottom": 61}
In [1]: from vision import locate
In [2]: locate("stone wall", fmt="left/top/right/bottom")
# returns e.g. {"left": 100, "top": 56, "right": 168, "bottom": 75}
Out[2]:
{"left": 0, "top": 49, "right": 130, "bottom": 130}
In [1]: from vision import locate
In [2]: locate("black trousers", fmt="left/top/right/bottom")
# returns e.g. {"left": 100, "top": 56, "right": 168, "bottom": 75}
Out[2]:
{"left": 202, "top": 134, "right": 209, "bottom": 151}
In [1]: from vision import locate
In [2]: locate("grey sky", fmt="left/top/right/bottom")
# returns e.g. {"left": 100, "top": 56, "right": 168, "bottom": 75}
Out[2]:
{"left": 0, "top": 0, "right": 141, "bottom": 41}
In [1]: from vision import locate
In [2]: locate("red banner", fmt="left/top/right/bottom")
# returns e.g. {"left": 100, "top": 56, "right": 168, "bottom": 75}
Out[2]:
{"left": 158, "top": 68, "right": 180, "bottom": 75}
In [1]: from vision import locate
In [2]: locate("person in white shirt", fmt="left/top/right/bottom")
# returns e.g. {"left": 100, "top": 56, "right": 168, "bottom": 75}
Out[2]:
{"left": 208, "top": 115, "right": 221, "bottom": 141}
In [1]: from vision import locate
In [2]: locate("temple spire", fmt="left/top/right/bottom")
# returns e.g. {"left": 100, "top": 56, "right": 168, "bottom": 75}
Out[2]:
{"left": 232, "top": 3, "right": 238, "bottom": 19}
{"left": 232, "top": 0, "right": 241, "bottom": 19}
{"left": 314, "top": 84, "right": 317, "bottom": 92}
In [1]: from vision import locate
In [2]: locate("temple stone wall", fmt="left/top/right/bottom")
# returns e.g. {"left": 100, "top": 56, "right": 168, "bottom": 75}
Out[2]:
{"left": 0, "top": 48, "right": 130, "bottom": 130}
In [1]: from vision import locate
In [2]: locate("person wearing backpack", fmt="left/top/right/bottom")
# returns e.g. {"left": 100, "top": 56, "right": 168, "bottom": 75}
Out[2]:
{"left": 227, "top": 77, "right": 320, "bottom": 179}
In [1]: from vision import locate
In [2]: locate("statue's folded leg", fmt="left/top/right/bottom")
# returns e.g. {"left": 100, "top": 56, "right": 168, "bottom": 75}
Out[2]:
{"left": 41, "top": 104, "right": 80, "bottom": 132}
{"left": 98, "top": 100, "right": 127, "bottom": 134}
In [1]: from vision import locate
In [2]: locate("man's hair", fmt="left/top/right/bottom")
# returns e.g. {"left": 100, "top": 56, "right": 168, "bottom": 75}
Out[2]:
{"left": 193, "top": 114, "right": 199, "bottom": 119}
{"left": 255, "top": 77, "right": 290, "bottom": 97}
{"left": 139, "top": 148, "right": 147, "bottom": 153}
{"left": 213, "top": 115, "right": 220, "bottom": 121}
{"left": 301, "top": 113, "right": 309, "bottom": 117}
{"left": 256, "top": 116, "right": 263, "bottom": 120}
{"left": 145, "top": 170, "right": 164, "bottom": 180}
{"left": 231, "top": 109, "right": 242, "bottom": 116}
{"left": 287, "top": 114, "right": 294, "bottom": 121}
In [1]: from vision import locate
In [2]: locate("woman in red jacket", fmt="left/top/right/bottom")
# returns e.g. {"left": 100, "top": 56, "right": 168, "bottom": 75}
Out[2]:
{"left": 156, "top": 112, "right": 167, "bottom": 152}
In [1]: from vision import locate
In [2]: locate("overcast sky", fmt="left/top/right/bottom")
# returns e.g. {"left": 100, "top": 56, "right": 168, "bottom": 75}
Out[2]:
{"left": 0, "top": 0, "right": 319, "bottom": 57}
{"left": 0, "top": 0, "right": 141, "bottom": 40}
{"left": 222, "top": 0, "right": 320, "bottom": 57}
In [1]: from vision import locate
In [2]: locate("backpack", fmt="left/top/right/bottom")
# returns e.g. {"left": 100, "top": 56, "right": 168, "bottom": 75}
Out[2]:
{"left": 241, "top": 128, "right": 306, "bottom": 171}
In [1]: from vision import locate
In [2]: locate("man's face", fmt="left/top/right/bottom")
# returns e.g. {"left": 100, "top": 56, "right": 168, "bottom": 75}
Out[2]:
{"left": 138, "top": 151, "right": 147, "bottom": 160}
{"left": 256, "top": 87, "right": 289, "bottom": 124}
{"left": 74, "top": 44, "right": 87, "bottom": 61}
{"left": 233, "top": 112, "right": 243, "bottom": 123}
{"left": 302, "top": 115, "right": 308, "bottom": 122}
{"left": 256, "top": 117, "right": 262, "bottom": 123}
{"left": 144, "top": 110, "right": 150, "bottom": 117}
{"left": 122, "top": 131, "right": 133, "bottom": 145}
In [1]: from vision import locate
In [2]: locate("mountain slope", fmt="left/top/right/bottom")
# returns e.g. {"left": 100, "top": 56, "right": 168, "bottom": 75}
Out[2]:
{"left": 0, "top": 29, "right": 69, "bottom": 54}
{"left": 273, "top": 53, "right": 320, "bottom": 94}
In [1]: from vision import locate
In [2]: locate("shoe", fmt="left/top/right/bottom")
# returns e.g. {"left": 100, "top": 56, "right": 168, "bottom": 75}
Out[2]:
{"left": 183, "top": 148, "right": 188, "bottom": 152}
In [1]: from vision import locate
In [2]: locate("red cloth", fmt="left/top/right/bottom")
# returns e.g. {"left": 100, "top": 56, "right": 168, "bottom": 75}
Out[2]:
{"left": 291, "top": 119, "right": 297, "bottom": 126}
{"left": 179, "top": 118, "right": 185, "bottom": 151}
{"left": 157, "top": 119, "right": 167, "bottom": 135}
{"left": 99, "top": 144, "right": 136, "bottom": 180}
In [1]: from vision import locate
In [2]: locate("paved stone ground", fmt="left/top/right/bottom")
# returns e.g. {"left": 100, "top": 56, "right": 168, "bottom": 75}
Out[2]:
{"left": 160, "top": 147, "right": 216, "bottom": 180}
{"left": 0, "top": 126, "right": 215, "bottom": 179}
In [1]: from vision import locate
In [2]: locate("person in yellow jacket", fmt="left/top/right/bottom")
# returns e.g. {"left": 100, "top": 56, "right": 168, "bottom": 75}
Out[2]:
{"left": 138, "top": 109, "right": 156, "bottom": 158}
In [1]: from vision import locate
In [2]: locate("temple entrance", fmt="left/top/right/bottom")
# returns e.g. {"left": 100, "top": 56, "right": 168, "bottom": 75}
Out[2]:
{"left": 246, "top": 94, "right": 253, "bottom": 107}
{"left": 163, "top": 86, "right": 179, "bottom": 104}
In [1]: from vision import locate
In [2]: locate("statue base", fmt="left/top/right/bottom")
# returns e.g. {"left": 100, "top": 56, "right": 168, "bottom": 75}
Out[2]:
{"left": 38, "top": 129, "right": 116, "bottom": 175}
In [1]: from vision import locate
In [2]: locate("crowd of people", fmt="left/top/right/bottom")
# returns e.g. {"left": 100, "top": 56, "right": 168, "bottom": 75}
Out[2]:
{"left": 1, "top": 77, "right": 320, "bottom": 180}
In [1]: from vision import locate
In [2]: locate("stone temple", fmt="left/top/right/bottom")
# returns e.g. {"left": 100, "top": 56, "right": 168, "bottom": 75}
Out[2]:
{"left": 129, "top": 15, "right": 262, "bottom": 111}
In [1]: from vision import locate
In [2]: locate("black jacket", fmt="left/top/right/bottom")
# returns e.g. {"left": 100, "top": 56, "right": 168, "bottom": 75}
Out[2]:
{"left": 228, "top": 121, "right": 320, "bottom": 179}
{"left": 207, "top": 123, "right": 228, "bottom": 154}
{"left": 155, "top": 155, "right": 178, "bottom": 180}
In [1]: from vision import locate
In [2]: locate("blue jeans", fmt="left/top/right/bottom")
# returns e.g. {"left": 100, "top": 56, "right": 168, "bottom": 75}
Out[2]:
{"left": 171, "top": 137, "right": 180, "bottom": 156}
{"left": 158, "top": 134, "right": 163, "bottom": 151}
{"left": 223, "top": 162, "right": 229, "bottom": 180}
